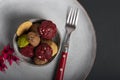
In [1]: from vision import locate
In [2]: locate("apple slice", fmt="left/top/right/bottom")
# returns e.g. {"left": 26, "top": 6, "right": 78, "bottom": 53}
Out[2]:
{"left": 16, "top": 21, "right": 32, "bottom": 36}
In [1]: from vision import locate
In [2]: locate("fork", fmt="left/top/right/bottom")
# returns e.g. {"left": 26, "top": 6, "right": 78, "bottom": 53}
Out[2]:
{"left": 55, "top": 8, "right": 79, "bottom": 80}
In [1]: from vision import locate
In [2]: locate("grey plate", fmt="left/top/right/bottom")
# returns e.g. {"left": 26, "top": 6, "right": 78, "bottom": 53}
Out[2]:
{"left": 0, "top": 0, "right": 96, "bottom": 80}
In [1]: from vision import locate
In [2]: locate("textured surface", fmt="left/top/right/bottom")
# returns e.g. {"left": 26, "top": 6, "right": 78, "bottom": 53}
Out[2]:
{"left": 0, "top": 0, "right": 96, "bottom": 80}
{"left": 78, "top": 0, "right": 120, "bottom": 80}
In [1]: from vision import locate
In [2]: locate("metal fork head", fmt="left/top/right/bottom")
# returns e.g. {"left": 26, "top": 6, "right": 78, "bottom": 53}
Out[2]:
{"left": 66, "top": 7, "right": 79, "bottom": 31}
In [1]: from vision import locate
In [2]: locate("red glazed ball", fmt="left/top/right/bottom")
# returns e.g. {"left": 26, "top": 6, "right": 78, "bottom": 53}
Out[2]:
{"left": 35, "top": 43, "right": 53, "bottom": 61}
{"left": 20, "top": 45, "right": 34, "bottom": 57}
{"left": 38, "top": 20, "right": 57, "bottom": 39}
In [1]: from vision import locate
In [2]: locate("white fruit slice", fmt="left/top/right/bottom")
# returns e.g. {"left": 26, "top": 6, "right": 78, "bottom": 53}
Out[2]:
{"left": 16, "top": 21, "right": 32, "bottom": 36}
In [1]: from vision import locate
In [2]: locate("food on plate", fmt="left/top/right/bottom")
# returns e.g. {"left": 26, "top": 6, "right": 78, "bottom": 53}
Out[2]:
{"left": 27, "top": 32, "right": 40, "bottom": 47}
{"left": 20, "top": 45, "right": 34, "bottom": 57}
{"left": 34, "top": 57, "right": 48, "bottom": 65}
{"left": 17, "top": 34, "right": 29, "bottom": 48}
{"left": 29, "top": 23, "right": 40, "bottom": 34}
{"left": 42, "top": 40, "right": 58, "bottom": 56}
{"left": 35, "top": 43, "right": 53, "bottom": 61}
{"left": 16, "top": 20, "right": 59, "bottom": 65}
{"left": 16, "top": 21, "right": 32, "bottom": 36}
{"left": 38, "top": 20, "right": 57, "bottom": 39}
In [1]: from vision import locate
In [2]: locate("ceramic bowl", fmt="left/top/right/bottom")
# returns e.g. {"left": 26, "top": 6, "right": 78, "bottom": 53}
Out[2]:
{"left": 13, "top": 19, "right": 61, "bottom": 66}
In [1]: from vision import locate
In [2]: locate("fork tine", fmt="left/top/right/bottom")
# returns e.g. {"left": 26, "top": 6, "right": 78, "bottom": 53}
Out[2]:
{"left": 67, "top": 8, "right": 79, "bottom": 26}
{"left": 69, "top": 8, "right": 74, "bottom": 25}
{"left": 74, "top": 8, "right": 79, "bottom": 26}
{"left": 67, "top": 8, "right": 73, "bottom": 24}
{"left": 72, "top": 8, "right": 77, "bottom": 25}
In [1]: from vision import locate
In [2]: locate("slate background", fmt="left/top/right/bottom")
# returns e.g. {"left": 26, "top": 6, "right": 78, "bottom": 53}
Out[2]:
{"left": 78, "top": 0, "right": 120, "bottom": 80}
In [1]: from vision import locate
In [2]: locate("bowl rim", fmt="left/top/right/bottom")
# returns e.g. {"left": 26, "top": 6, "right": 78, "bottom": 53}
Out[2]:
{"left": 13, "top": 19, "right": 62, "bottom": 67}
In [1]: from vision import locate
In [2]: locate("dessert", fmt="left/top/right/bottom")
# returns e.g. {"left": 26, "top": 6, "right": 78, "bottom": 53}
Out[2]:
{"left": 17, "top": 34, "right": 29, "bottom": 48}
{"left": 20, "top": 45, "right": 34, "bottom": 57}
{"left": 35, "top": 43, "right": 52, "bottom": 61}
{"left": 16, "top": 21, "right": 32, "bottom": 36}
{"left": 27, "top": 32, "right": 40, "bottom": 47}
{"left": 16, "top": 20, "right": 59, "bottom": 65}
{"left": 34, "top": 57, "right": 48, "bottom": 65}
{"left": 38, "top": 20, "right": 57, "bottom": 39}
{"left": 42, "top": 40, "right": 58, "bottom": 56}
{"left": 29, "top": 23, "right": 40, "bottom": 34}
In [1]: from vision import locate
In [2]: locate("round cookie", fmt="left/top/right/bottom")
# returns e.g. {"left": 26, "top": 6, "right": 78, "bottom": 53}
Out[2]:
{"left": 35, "top": 43, "right": 52, "bottom": 60}
{"left": 17, "top": 34, "right": 29, "bottom": 48}
{"left": 42, "top": 40, "right": 58, "bottom": 56}
{"left": 38, "top": 20, "right": 57, "bottom": 39}
{"left": 20, "top": 45, "right": 34, "bottom": 57}
{"left": 34, "top": 57, "right": 48, "bottom": 65}
{"left": 29, "top": 23, "right": 40, "bottom": 34}
{"left": 27, "top": 32, "right": 40, "bottom": 47}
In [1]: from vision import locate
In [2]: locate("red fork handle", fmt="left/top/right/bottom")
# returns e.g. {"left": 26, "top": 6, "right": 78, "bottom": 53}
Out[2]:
{"left": 55, "top": 52, "right": 68, "bottom": 80}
